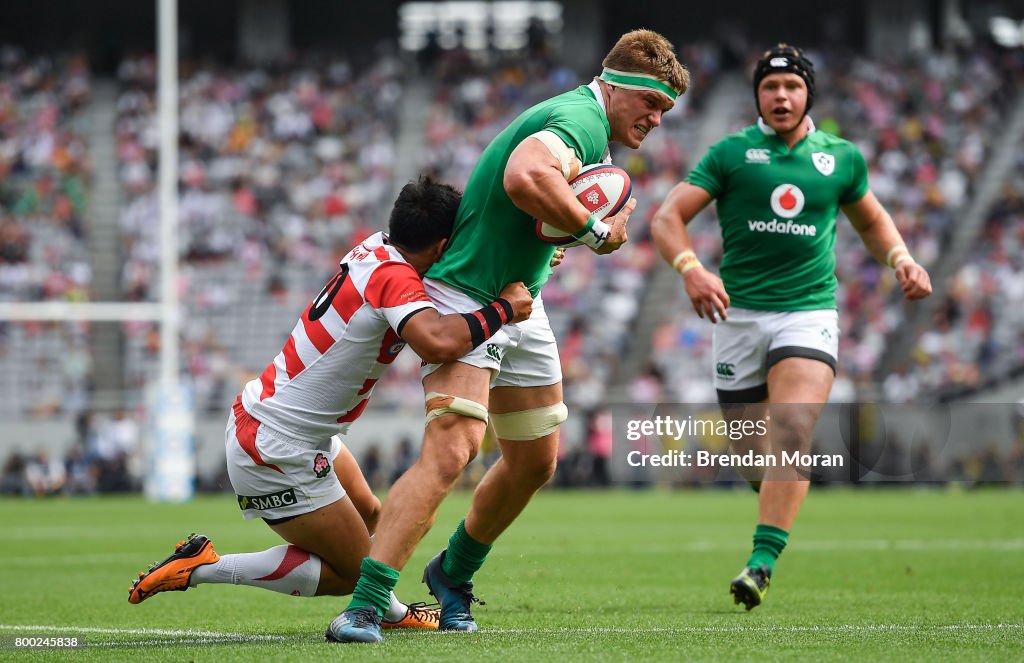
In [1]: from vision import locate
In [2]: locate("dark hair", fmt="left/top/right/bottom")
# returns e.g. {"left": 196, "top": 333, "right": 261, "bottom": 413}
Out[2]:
{"left": 753, "top": 43, "right": 816, "bottom": 113}
{"left": 388, "top": 175, "right": 462, "bottom": 251}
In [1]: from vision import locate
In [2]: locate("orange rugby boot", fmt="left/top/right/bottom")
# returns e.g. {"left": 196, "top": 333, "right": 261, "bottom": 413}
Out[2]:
{"left": 128, "top": 533, "right": 220, "bottom": 604}
{"left": 381, "top": 602, "right": 441, "bottom": 630}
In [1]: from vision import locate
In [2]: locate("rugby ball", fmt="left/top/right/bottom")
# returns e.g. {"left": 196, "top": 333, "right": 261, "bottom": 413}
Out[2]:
{"left": 535, "top": 164, "right": 632, "bottom": 247}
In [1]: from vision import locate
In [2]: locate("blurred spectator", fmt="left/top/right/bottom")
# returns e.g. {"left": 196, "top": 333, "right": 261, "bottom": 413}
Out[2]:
{"left": 63, "top": 444, "right": 98, "bottom": 495}
{"left": 586, "top": 411, "right": 613, "bottom": 487}
{"left": 0, "top": 451, "right": 28, "bottom": 495}
{"left": 24, "top": 450, "right": 66, "bottom": 496}
{"left": 361, "top": 444, "right": 383, "bottom": 492}
{"left": 89, "top": 409, "right": 140, "bottom": 492}
{"left": 390, "top": 437, "right": 415, "bottom": 485}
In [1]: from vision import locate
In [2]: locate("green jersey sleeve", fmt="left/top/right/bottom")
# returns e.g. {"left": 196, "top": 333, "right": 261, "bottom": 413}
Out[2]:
{"left": 685, "top": 139, "right": 728, "bottom": 198}
{"left": 839, "top": 145, "right": 870, "bottom": 205}
{"left": 545, "top": 105, "right": 609, "bottom": 166}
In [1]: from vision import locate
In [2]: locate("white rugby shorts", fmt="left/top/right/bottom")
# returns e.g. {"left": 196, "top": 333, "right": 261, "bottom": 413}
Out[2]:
{"left": 420, "top": 278, "right": 563, "bottom": 388}
{"left": 225, "top": 398, "right": 346, "bottom": 521}
{"left": 712, "top": 308, "right": 839, "bottom": 403}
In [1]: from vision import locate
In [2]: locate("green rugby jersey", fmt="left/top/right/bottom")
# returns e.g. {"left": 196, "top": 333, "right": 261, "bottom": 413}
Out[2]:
{"left": 427, "top": 85, "right": 610, "bottom": 304}
{"left": 686, "top": 121, "right": 869, "bottom": 311}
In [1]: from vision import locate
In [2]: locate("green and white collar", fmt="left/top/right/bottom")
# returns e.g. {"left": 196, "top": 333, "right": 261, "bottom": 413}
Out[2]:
{"left": 758, "top": 115, "right": 816, "bottom": 135}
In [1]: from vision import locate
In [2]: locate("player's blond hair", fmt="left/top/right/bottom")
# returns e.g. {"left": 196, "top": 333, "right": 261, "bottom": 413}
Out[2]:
{"left": 602, "top": 29, "right": 689, "bottom": 96}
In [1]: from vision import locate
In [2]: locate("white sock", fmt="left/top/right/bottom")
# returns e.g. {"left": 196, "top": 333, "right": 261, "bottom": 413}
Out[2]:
{"left": 190, "top": 545, "right": 321, "bottom": 597}
{"left": 382, "top": 591, "right": 408, "bottom": 623}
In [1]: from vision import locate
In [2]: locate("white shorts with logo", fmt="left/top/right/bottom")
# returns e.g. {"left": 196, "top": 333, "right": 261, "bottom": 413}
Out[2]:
{"left": 225, "top": 399, "right": 346, "bottom": 521}
{"left": 420, "top": 278, "right": 562, "bottom": 388}
{"left": 712, "top": 308, "right": 839, "bottom": 403}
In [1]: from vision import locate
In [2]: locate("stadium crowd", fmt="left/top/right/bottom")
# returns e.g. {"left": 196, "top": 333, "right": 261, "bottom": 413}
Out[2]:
{"left": 0, "top": 45, "right": 94, "bottom": 416}
{"left": 905, "top": 171, "right": 1024, "bottom": 400}
{"left": 114, "top": 50, "right": 407, "bottom": 411}
{"left": 0, "top": 39, "right": 1022, "bottom": 490}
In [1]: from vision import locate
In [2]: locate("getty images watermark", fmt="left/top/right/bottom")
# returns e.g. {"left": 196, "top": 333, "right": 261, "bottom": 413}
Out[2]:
{"left": 601, "top": 403, "right": 1024, "bottom": 484}
{"left": 624, "top": 413, "right": 843, "bottom": 470}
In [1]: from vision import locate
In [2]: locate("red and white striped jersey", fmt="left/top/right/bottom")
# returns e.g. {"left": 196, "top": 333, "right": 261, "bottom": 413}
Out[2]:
{"left": 240, "top": 232, "right": 435, "bottom": 440}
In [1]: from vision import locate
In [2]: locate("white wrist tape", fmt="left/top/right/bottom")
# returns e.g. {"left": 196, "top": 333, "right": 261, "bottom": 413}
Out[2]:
{"left": 573, "top": 214, "right": 611, "bottom": 250}
{"left": 671, "top": 250, "right": 702, "bottom": 274}
{"left": 886, "top": 245, "right": 914, "bottom": 269}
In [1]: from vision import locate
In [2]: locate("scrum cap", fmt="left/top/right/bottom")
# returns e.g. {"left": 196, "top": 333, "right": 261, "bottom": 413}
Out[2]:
{"left": 753, "top": 43, "right": 815, "bottom": 112}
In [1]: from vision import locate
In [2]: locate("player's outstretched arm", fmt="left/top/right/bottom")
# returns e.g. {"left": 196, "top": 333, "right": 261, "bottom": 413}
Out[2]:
{"left": 400, "top": 282, "right": 533, "bottom": 363}
{"left": 842, "top": 191, "right": 933, "bottom": 301}
{"left": 651, "top": 182, "right": 730, "bottom": 322}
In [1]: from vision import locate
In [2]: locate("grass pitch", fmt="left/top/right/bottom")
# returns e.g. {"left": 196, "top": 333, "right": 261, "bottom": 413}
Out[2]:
{"left": 1, "top": 488, "right": 1022, "bottom": 661}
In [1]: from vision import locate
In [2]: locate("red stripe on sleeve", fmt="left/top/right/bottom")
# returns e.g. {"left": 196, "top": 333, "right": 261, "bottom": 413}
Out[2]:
{"left": 337, "top": 397, "right": 370, "bottom": 424}
{"left": 258, "top": 361, "right": 277, "bottom": 400}
{"left": 281, "top": 336, "right": 305, "bottom": 380}
{"left": 300, "top": 305, "right": 335, "bottom": 354}
{"left": 331, "top": 276, "right": 364, "bottom": 323}
{"left": 364, "top": 262, "right": 431, "bottom": 309}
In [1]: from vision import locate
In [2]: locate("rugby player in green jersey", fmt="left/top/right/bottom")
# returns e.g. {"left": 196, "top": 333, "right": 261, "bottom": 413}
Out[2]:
{"left": 328, "top": 30, "right": 689, "bottom": 643}
{"left": 651, "top": 44, "right": 932, "bottom": 610}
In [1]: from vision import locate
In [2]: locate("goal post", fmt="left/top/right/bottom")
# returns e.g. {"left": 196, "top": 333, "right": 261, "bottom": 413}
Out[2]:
{"left": 0, "top": 0, "right": 193, "bottom": 503}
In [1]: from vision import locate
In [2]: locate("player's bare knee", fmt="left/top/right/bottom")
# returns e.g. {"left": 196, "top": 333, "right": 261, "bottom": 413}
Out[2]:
{"left": 510, "top": 453, "right": 558, "bottom": 486}
{"left": 427, "top": 444, "right": 477, "bottom": 487}
{"left": 421, "top": 419, "right": 483, "bottom": 484}
{"left": 427, "top": 414, "right": 484, "bottom": 454}
{"left": 490, "top": 403, "right": 566, "bottom": 484}
{"left": 769, "top": 407, "right": 818, "bottom": 450}
{"left": 423, "top": 391, "right": 488, "bottom": 478}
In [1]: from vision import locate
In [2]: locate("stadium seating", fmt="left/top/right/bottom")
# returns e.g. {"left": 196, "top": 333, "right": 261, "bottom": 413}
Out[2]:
{"left": 0, "top": 47, "right": 93, "bottom": 416}
{"left": 3, "top": 41, "right": 1023, "bottom": 489}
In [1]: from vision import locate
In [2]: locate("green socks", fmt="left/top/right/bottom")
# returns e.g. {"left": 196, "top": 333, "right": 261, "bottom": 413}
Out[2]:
{"left": 347, "top": 557, "right": 400, "bottom": 618}
{"left": 746, "top": 524, "right": 789, "bottom": 572}
{"left": 441, "top": 519, "right": 492, "bottom": 585}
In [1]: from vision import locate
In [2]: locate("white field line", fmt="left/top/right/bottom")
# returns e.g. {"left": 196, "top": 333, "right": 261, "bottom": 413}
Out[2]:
{"left": 683, "top": 538, "right": 1024, "bottom": 552}
{"left": 1, "top": 623, "right": 1020, "bottom": 644}
{"left": 4, "top": 538, "right": 1024, "bottom": 567}
{"left": 87, "top": 637, "right": 302, "bottom": 647}
{"left": 477, "top": 623, "right": 1024, "bottom": 635}
{"left": 519, "top": 538, "right": 1024, "bottom": 555}
{"left": 0, "top": 624, "right": 287, "bottom": 640}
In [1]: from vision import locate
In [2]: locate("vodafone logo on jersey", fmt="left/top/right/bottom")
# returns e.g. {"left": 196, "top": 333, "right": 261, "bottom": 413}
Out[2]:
{"left": 770, "top": 184, "right": 805, "bottom": 218}
{"left": 748, "top": 183, "right": 816, "bottom": 237}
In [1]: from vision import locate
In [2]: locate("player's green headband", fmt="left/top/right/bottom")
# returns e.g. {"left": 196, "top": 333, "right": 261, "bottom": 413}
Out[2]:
{"left": 599, "top": 67, "right": 678, "bottom": 101}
